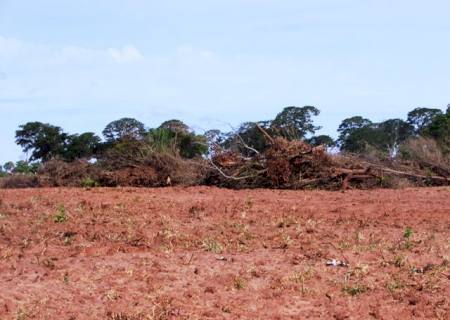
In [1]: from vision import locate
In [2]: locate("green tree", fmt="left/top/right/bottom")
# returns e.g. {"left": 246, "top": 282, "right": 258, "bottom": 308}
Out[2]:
{"left": 407, "top": 107, "right": 443, "bottom": 134}
{"left": 423, "top": 110, "right": 450, "bottom": 153}
{"left": 272, "top": 106, "right": 321, "bottom": 140}
{"left": 13, "top": 161, "right": 39, "bottom": 174}
{"left": 339, "top": 125, "right": 385, "bottom": 153}
{"left": 15, "top": 122, "right": 67, "bottom": 162}
{"left": 337, "top": 116, "right": 373, "bottom": 146}
{"left": 3, "top": 161, "right": 15, "bottom": 173}
{"left": 178, "top": 133, "right": 207, "bottom": 158}
{"left": 378, "top": 119, "right": 414, "bottom": 156}
{"left": 146, "top": 128, "right": 178, "bottom": 154}
{"left": 205, "top": 129, "right": 226, "bottom": 155}
{"left": 224, "top": 121, "right": 273, "bottom": 156}
{"left": 159, "top": 119, "right": 190, "bottom": 134}
{"left": 63, "top": 132, "right": 101, "bottom": 161}
{"left": 102, "top": 118, "right": 146, "bottom": 142}
{"left": 149, "top": 120, "right": 207, "bottom": 158}
{"left": 307, "top": 135, "right": 335, "bottom": 147}
{"left": 339, "top": 119, "right": 413, "bottom": 157}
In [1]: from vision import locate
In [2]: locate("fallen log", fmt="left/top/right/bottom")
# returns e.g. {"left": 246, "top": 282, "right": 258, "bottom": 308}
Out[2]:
{"left": 379, "top": 167, "right": 450, "bottom": 183}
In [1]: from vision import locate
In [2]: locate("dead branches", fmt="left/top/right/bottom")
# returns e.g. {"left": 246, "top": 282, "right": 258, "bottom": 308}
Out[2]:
{"left": 207, "top": 131, "right": 450, "bottom": 190}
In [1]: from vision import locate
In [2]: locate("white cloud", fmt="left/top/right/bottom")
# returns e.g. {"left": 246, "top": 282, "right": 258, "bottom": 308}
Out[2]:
{"left": 108, "top": 45, "right": 143, "bottom": 63}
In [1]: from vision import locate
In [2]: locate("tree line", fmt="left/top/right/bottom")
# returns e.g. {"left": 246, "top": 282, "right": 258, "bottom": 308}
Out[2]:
{"left": 1, "top": 104, "right": 449, "bottom": 175}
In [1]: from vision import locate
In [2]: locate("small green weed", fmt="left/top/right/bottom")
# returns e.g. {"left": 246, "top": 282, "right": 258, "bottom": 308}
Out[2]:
{"left": 387, "top": 280, "right": 404, "bottom": 294}
{"left": 80, "top": 177, "right": 98, "bottom": 188}
{"left": 394, "top": 255, "right": 406, "bottom": 268}
{"left": 54, "top": 204, "right": 68, "bottom": 223}
{"left": 342, "top": 284, "right": 368, "bottom": 296}
{"left": 403, "top": 227, "right": 413, "bottom": 239}
{"left": 233, "top": 276, "right": 246, "bottom": 290}
{"left": 202, "top": 239, "right": 223, "bottom": 254}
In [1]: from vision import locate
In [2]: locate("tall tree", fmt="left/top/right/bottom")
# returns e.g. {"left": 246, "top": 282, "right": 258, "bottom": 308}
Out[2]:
{"left": 15, "top": 122, "right": 67, "bottom": 162}
{"left": 102, "top": 118, "right": 145, "bottom": 142}
{"left": 224, "top": 121, "right": 273, "bottom": 156}
{"left": 13, "top": 161, "right": 39, "bottom": 174}
{"left": 3, "top": 161, "right": 15, "bottom": 173}
{"left": 205, "top": 129, "right": 226, "bottom": 155}
{"left": 272, "top": 106, "right": 321, "bottom": 140}
{"left": 407, "top": 107, "right": 443, "bottom": 134}
{"left": 307, "top": 135, "right": 335, "bottom": 148}
{"left": 339, "top": 125, "right": 384, "bottom": 153}
{"left": 63, "top": 132, "right": 101, "bottom": 161}
{"left": 378, "top": 119, "right": 414, "bottom": 156}
{"left": 337, "top": 116, "right": 372, "bottom": 146}
{"left": 339, "top": 118, "right": 413, "bottom": 157}
{"left": 147, "top": 121, "right": 208, "bottom": 158}
{"left": 159, "top": 119, "right": 190, "bottom": 134}
{"left": 423, "top": 110, "right": 450, "bottom": 153}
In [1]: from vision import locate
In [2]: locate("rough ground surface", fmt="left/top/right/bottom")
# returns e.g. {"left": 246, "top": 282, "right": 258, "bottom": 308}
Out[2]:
{"left": 0, "top": 187, "right": 449, "bottom": 319}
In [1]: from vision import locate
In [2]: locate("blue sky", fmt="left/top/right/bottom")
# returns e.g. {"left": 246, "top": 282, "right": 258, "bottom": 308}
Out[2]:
{"left": 1, "top": 0, "right": 449, "bottom": 163}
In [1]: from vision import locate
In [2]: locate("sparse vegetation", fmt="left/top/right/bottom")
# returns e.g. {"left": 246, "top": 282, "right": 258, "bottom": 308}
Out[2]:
{"left": 202, "top": 239, "right": 223, "bottom": 253}
{"left": 233, "top": 276, "right": 246, "bottom": 290}
{"left": 404, "top": 227, "right": 413, "bottom": 239}
{"left": 80, "top": 177, "right": 98, "bottom": 188}
{"left": 342, "top": 284, "right": 368, "bottom": 296}
{"left": 1, "top": 184, "right": 449, "bottom": 318}
{"left": 53, "top": 204, "right": 68, "bottom": 223}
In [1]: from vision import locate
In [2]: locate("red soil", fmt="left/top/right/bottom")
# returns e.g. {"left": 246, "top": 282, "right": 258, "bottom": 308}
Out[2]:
{"left": 0, "top": 187, "right": 449, "bottom": 319}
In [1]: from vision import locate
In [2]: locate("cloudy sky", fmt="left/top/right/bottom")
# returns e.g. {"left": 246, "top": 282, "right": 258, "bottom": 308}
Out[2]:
{"left": 1, "top": 0, "right": 449, "bottom": 163}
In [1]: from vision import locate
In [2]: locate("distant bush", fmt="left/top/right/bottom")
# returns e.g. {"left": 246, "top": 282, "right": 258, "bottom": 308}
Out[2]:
{"left": 80, "top": 177, "right": 99, "bottom": 188}
{"left": 0, "top": 174, "right": 40, "bottom": 189}
{"left": 400, "top": 137, "right": 450, "bottom": 179}
{"left": 38, "top": 159, "right": 102, "bottom": 187}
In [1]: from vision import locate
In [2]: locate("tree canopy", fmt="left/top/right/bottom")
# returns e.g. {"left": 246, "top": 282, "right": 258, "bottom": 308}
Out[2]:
{"left": 337, "top": 116, "right": 373, "bottom": 147}
{"left": 15, "top": 122, "right": 67, "bottom": 162}
{"left": 63, "top": 132, "right": 101, "bottom": 161}
{"left": 407, "top": 107, "right": 443, "bottom": 134}
{"left": 10, "top": 104, "right": 450, "bottom": 170}
{"left": 307, "top": 135, "right": 335, "bottom": 148}
{"left": 102, "top": 118, "right": 146, "bottom": 142}
{"left": 423, "top": 110, "right": 450, "bottom": 153}
{"left": 272, "top": 106, "right": 321, "bottom": 140}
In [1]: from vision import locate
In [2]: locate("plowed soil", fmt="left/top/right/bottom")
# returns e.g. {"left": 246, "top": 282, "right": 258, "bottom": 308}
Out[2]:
{"left": 0, "top": 187, "right": 449, "bottom": 319}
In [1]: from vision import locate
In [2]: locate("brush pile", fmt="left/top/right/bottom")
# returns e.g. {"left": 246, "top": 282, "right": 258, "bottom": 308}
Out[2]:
{"left": 207, "top": 134, "right": 450, "bottom": 190}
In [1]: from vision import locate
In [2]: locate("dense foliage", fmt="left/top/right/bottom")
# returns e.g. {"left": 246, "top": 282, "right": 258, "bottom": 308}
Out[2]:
{"left": 8, "top": 104, "right": 449, "bottom": 174}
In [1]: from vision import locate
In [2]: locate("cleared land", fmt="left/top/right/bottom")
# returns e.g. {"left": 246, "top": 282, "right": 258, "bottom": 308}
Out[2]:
{"left": 0, "top": 187, "right": 449, "bottom": 319}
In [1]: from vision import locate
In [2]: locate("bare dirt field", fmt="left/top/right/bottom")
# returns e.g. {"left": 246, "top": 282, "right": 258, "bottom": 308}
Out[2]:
{"left": 0, "top": 187, "right": 449, "bottom": 319}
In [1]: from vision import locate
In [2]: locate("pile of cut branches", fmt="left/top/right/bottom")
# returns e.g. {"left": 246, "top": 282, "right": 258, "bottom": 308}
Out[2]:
{"left": 207, "top": 129, "right": 450, "bottom": 190}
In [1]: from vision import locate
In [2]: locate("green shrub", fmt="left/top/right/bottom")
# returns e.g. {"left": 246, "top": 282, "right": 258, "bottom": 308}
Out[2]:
{"left": 80, "top": 177, "right": 98, "bottom": 188}
{"left": 54, "top": 205, "right": 68, "bottom": 223}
